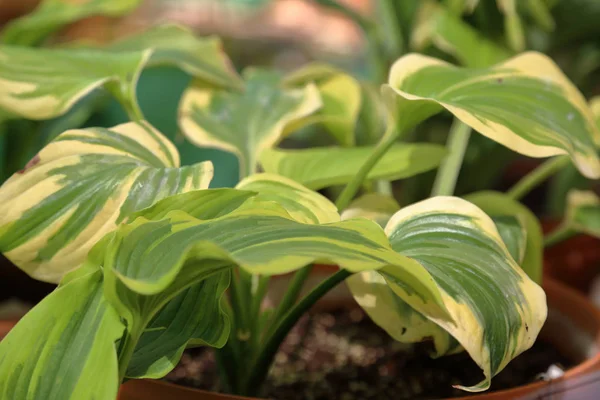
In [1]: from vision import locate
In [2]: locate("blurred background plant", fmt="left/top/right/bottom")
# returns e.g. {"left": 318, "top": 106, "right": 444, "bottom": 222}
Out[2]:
{"left": 0, "top": 0, "right": 599, "bottom": 305}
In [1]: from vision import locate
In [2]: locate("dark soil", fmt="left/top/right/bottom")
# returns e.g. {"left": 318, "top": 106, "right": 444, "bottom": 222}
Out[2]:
{"left": 166, "top": 308, "right": 572, "bottom": 399}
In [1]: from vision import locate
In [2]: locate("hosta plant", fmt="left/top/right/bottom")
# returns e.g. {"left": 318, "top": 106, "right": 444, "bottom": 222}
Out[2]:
{"left": 0, "top": 22, "right": 599, "bottom": 400}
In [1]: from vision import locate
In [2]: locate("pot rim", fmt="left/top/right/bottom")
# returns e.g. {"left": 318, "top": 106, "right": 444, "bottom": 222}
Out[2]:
{"left": 119, "top": 276, "right": 600, "bottom": 400}
{"left": 1, "top": 277, "right": 597, "bottom": 400}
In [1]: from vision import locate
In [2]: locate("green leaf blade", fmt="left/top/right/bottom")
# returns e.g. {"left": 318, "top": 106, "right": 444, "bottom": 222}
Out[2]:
{"left": 387, "top": 52, "right": 600, "bottom": 178}
{"left": 260, "top": 143, "right": 446, "bottom": 190}
{"left": 0, "top": 45, "right": 149, "bottom": 120}
{"left": 384, "top": 196, "right": 546, "bottom": 391}
{"left": 0, "top": 121, "right": 213, "bottom": 283}
{"left": 0, "top": 266, "right": 123, "bottom": 400}
{"left": 179, "top": 70, "right": 322, "bottom": 177}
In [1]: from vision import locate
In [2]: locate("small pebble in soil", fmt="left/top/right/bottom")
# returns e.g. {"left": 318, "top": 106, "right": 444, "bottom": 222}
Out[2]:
{"left": 165, "top": 308, "right": 572, "bottom": 400}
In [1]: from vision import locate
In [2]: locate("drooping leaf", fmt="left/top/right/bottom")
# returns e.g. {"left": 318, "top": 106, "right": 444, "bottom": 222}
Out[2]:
{"left": 236, "top": 173, "right": 339, "bottom": 224}
{"left": 563, "top": 190, "right": 600, "bottom": 238}
{"left": 125, "top": 271, "right": 231, "bottom": 379}
{"left": 412, "top": 1, "right": 511, "bottom": 68}
{"left": 0, "top": 45, "right": 149, "bottom": 120}
{"left": 386, "top": 52, "right": 600, "bottom": 179}
{"left": 383, "top": 196, "right": 546, "bottom": 391}
{"left": 259, "top": 143, "right": 446, "bottom": 191}
{"left": 104, "top": 202, "right": 449, "bottom": 321}
{"left": 0, "top": 265, "right": 124, "bottom": 400}
{"left": 466, "top": 191, "right": 543, "bottom": 283}
{"left": 106, "top": 25, "right": 242, "bottom": 90}
{"left": 0, "top": 0, "right": 141, "bottom": 46}
{"left": 341, "top": 193, "right": 400, "bottom": 227}
{"left": 492, "top": 215, "right": 527, "bottom": 264}
{"left": 179, "top": 69, "right": 321, "bottom": 177}
{"left": 347, "top": 270, "right": 459, "bottom": 357}
{"left": 0, "top": 121, "right": 213, "bottom": 283}
{"left": 284, "top": 64, "right": 361, "bottom": 146}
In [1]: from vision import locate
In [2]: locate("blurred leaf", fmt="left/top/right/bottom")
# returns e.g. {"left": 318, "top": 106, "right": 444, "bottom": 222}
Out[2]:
{"left": 179, "top": 69, "right": 321, "bottom": 177}
{"left": 1, "top": 0, "right": 141, "bottom": 46}
{"left": 412, "top": 0, "right": 511, "bottom": 67}
{"left": 260, "top": 143, "right": 446, "bottom": 191}
{"left": 106, "top": 25, "right": 242, "bottom": 90}
{"left": 563, "top": 190, "right": 600, "bottom": 238}
{"left": 285, "top": 64, "right": 361, "bottom": 146}
{"left": 341, "top": 193, "right": 400, "bottom": 227}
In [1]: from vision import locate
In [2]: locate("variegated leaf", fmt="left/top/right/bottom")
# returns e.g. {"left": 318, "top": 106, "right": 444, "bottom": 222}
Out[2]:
{"left": 387, "top": 52, "right": 600, "bottom": 178}
{"left": 0, "top": 45, "right": 149, "bottom": 120}
{"left": 259, "top": 143, "right": 446, "bottom": 191}
{"left": 0, "top": 0, "right": 141, "bottom": 46}
{"left": 0, "top": 121, "right": 213, "bottom": 282}
{"left": 383, "top": 196, "right": 547, "bottom": 391}
{"left": 0, "top": 265, "right": 124, "bottom": 400}
{"left": 236, "top": 173, "right": 339, "bottom": 224}
{"left": 347, "top": 270, "right": 459, "bottom": 357}
{"left": 492, "top": 215, "right": 527, "bottom": 264}
{"left": 563, "top": 190, "right": 600, "bottom": 238}
{"left": 284, "top": 64, "right": 361, "bottom": 146}
{"left": 106, "top": 25, "right": 242, "bottom": 90}
{"left": 466, "top": 191, "right": 543, "bottom": 283}
{"left": 341, "top": 193, "right": 400, "bottom": 228}
{"left": 179, "top": 69, "right": 321, "bottom": 177}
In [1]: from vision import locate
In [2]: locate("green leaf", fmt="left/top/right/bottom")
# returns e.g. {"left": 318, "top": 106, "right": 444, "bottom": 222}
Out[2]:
{"left": 0, "top": 0, "right": 141, "bottom": 46}
{"left": 179, "top": 69, "right": 321, "bottom": 177}
{"left": 126, "top": 271, "right": 231, "bottom": 379}
{"left": 259, "top": 143, "right": 446, "bottom": 191}
{"left": 106, "top": 25, "right": 242, "bottom": 90}
{"left": 356, "top": 83, "right": 386, "bottom": 145}
{"left": 383, "top": 196, "right": 546, "bottom": 391}
{"left": 0, "top": 45, "right": 149, "bottom": 120}
{"left": 492, "top": 215, "right": 527, "bottom": 263}
{"left": 563, "top": 190, "right": 600, "bottom": 238}
{"left": 465, "top": 191, "right": 543, "bottom": 283}
{"left": 0, "top": 265, "right": 124, "bottom": 400}
{"left": 412, "top": 0, "right": 511, "bottom": 67}
{"left": 0, "top": 121, "right": 213, "bottom": 283}
{"left": 236, "top": 173, "right": 339, "bottom": 224}
{"left": 386, "top": 52, "right": 600, "bottom": 179}
{"left": 105, "top": 201, "right": 449, "bottom": 319}
{"left": 285, "top": 64, "right": 361, "bottom": 146}
{"left": 129, "top": 188, "right": 255, "bottom": 222}
{"left": 341, "top": 193, "right": 400, "bottom": 227}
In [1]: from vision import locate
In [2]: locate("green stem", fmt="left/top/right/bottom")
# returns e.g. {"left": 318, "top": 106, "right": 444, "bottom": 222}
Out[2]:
{"left": 117, "top": 328, "right": 143, "bottom": 382}
{"left": 507, "top": 156, "right": 569, "bottom": 201}
{"left": 265, "top": 265, "right": 313, "bottom": 339}
{"left": 106, "top": 82, "right": 144, "bottom": 122}
{"left": 335, "top": 127, "right": 397, "bottom": 211}
{"left": 431, "top": 120, "right": 471, "bottom": 197}
{"left": 245, "top": 269, "right": 351, "bottom": 396}
{"left": 544, "top": 224, "right": 576, "bottom": 248}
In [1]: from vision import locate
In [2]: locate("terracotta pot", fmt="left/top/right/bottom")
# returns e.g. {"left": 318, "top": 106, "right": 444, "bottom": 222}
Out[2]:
{"left": 542, "top": 220, "right": 600, "bottom": 294}
{"left": 118, "top": 277, "right": 600, "bottom": 400}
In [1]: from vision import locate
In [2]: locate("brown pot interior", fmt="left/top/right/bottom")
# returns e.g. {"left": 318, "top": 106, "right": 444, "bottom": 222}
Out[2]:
{"left": 119, "top": 277, "right": 600, "bottom": 400}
